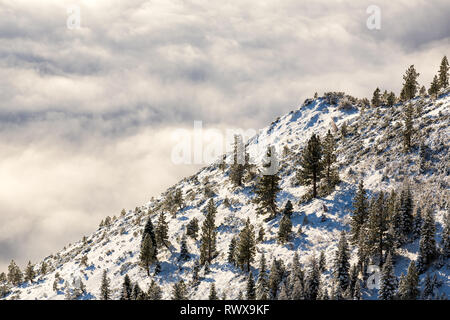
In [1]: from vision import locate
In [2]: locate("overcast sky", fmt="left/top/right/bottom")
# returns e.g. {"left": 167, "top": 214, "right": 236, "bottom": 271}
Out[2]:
{"left": 0, "top": 0, "right": 448, "bottom": 271}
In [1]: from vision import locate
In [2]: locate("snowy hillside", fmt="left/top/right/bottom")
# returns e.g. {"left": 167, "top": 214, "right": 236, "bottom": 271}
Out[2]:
{"left": 1, "top": 91, "right": 449, "bottom": 300}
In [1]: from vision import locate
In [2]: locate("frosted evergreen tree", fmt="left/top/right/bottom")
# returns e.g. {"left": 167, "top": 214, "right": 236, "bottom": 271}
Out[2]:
{"left": 428, "top": 75, "right": 440, "bottom": 97}
{"left": 350, "top": 180, "right": 369, "bottom": 244}
{"left": 386, "top": 92, "right": 396, "bottom": 107}
{"left": 186, "top": 217, "right": 199, "bottom": 240}
{"left": 40, "top": 262, "right": 48, "bottom": 276}
{"left": 257, "top": 225, "right": 265, "bottom": 243}
{"left": 334, "top": 231, "right": 350, "bottom": 292}
{"left": 304, "top": 256, "right": 320, "bottom": 300}
{"left": 298, "top": 134, "right": 323, "bottom": 198}
{"left": 398, "top": 184, "right": 414, "bottom": 237}
{"left": 246, "top": 272, "right": 256, "bottom": 300}
{"left": 367, "top": 192, "right": 389, "bottom": 267}
{"left": 227, "top": 236, "right": 237, "bottom": 266}
{"left": 174, "top": 188, "right": 184, "bottom": 210}
{"left": 100, "top": 270, "right": 111, "bottom": 300}
{"left": 347, "top": 264, "right": 358, "bottom": 298}
{"left": 378, "top": 254, "right": 397, "bottom": 300}
{"left": 398, "top": 261, "right": 419, "bottom": 300}
{"left": 140, "top": 233, "right": 158, "bottom": 276}
{"left": 254, "top": 145, "right": 281, "bottom": 217}
{"left": 412, "top": 207, "right": 423, "bottom": 240}
{"left": 172, "top": 280, "right": 188, "bottom": 300}
{"left": 353, "top": 280, "right": 361, "bottom": 300}
{"left": 403, "top": 104, "right": 414, "bottom": 152}
{"left": 371, "top": 87, "right": 381, "bottom": 107}
{"left": 278, "top": 206, "right": 292, "bottom": 244}
{"left": 192, "top": 260, "right": 201, "bottom": 287}
{"left": 120, "top": 275, "right": 132, "bottom": 300}
{"left": 422, "top": 273, "right": 434, "bottom": 300}
{"left": 147, "top": 280, "right": 162, "bottom": 300}
{"left": 417, "top": 208, "right": 437, "bottom": 273}
{"left": 237, "top": 218, "right": 256, "bottom": 272}
{"left": 200, "top": 199, "right": 217, "bottom": 265}
{"left": 322, "top": 130, "right": 338, "bottom": 189}
{"left": 179, "top": 234, "right": 190, "bottom": 261}
{"left": 400, "top": 65, "right": 420, "bottom": 101}
{"left": 132, "top": 282, "right": 145, "bottom": 300}
{"left": 209, "top": 283, "right": 219, "bottom": 300}
{"left": 24, "top": 261, "right": 35, "bottom": 284}
{"left": 256, "top": 253, "right": 269, "bottom": 300}
{"left": 155, "top": 212, "right": 169, "bottom": 247}
{"left": 268, "top": 259, "right": 285, "bottom": 299}
{"left": 438, "top": 55, "right": 449, "bottom": 89}
{"left": 441, "top": 210, "right": 450, "bottom": 259}
{"left": 7, "top": 260, "right": 23, "bottom": 286}
{"left": 278, "top": 282, "right": 289, "bottom": 300}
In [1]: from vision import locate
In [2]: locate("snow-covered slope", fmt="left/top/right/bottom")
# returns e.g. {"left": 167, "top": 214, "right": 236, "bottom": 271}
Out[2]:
{"left": 2, "top": 91, "right": 449, "bottom": 300}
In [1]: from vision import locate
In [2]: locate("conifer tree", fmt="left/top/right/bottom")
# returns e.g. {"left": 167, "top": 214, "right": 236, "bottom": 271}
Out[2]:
{"left": 367, "top": 192, "right": 389, "bottom": 267}
{"left": 192, "top": 260, "right": 201, "bottom": 286}
{"left": 298, "top": 134, "right": 323, "bottom": 198}
{"left": 419, "top": 85, "right": 426, "bottom": 96}
{"left": 400, "top": 65, "right": 420, "bottom": 101}
{"left": 237, "top": 218, "right": 256, "bottom": 272}
{"left": 227, "top": 236, "right": 237, "bottom": 266}
{"left": 256, "top": 253, "right": 269, "bottom": 300}
{"left": 40, "top": 262, "right": 48, "bottom": 276}
{"left": 140, "top": 233, "right": 157, "bottom": 276}
{"left": 387, "top": 92, "right": 396, "bottom": 107}
{"left": 371, "top": 87, "right": 381, "bottom": 107}
{"left": 132, "top": 282, "right": 144, "bottom": 300}
{"left": 174, "top": 188, "right": 184, "bottom": 210}
{"left": 155, "top": 212, "right": 169, "bottom": 247}
{"left": 254, "top": 146, "right": 281, "bottom": 217}
{"left": 141, "top": 217, "right": 158, "bottom": 261}
{"left": 398, "top": 184, "right": 414, "bottom": 237}
{"left": 186, "top": 217, "right": 199, "bottom": 240}
{"left": 428, "top": 75, "right": 440, "bottom": 97}
{"left": 200, "top": 199, "right": 218, "bottom": 265}
{"left": 7, "top": 260, "right": 23, "bottom": 286}
{"left": 100, "top": 270, "right": 111, "bottom": 300}
{"left": 172, "top": 280, "right": 188, "bottom": 300}
{"left": 304, "top": 256, "right": 320, "bottom": 300}
{"left": 412, "top": 207, "right": 423, "bottom": 240}
{"left": 417, "top": 208, "right": 437, "bottom": 273}
{"left": 347, "top": 264, "right": 358, "bottom": 298}
{"left": 334, "top": 231, "right": 350, "bottom": 292}
{"left": 441, "top": 211, "right": 450, "bottom": 259}
{"left": 268, "top": 259, "right": 284, "bottom": 299}
{"left": 438, "top": 55, "right": 449, "bottom": 89}
{"left": 378, "top": 253, "right": 397, "bottom": 300}
{"left": 257, "top": 225, "right": 265, "bottom": 243}
{"left": 246, "top": 272, "right": 256, "bottom": 300}
{"left": 350, "top": 180, "right": 369, "bottom": 244}
{"left": 230, "top": 134, "right": 245, "bottom": 187}
{"left": 322, "top": 130, "right": 338, "bottom": 189}
{"left": 319, "top": 250, "right": 326, "bottom": 272}
{"left": 209, "top": 283, "right": 219, "bottom": 300}
{"left": 120, "top": 275, "right": 132, "bottom": 300}
{"left": 179, "top": 234, "right": 190, "bottom": 261}
{"left": 24, "top": 261, "right": 35, "bottom": 284}
{"left": 353, "top": 279, "right": 361, "bottom": 300}
{"left": 422, "top": 273, "right": 435, "bottom": 299}
{"left": 147, "top": 280, "right": 162, "bottom": 300}
{"left": 278, "top": 282, "right": 289, "bottom": 300}
{"left": 403, "top": 104, "right": 414, "bottom": 152}
{"left": 278, "top": 205, "right": 292, "bottom": 244}
{"left": 398, "top": 261, "right": 419, "bottom": 300}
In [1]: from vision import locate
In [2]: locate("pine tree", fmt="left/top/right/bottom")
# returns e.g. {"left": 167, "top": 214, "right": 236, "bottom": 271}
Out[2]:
{"left": 440, "top": 210, "right": 450, "bottom": 259}
{"left": 209, "top": 283, "right": 219, "bottom": 300}
{"left": 254, "top": 146, "right": 281, "bottom": 217}
{"left": 147, "top": 280, "right": 162, "bottom": 300}
{"left": 192, "top": 260, "right": 201, "bottom": 287}
{"left": 412, "top": 207, "right": 423, "bottom": 240}
{"left": 334, "top": 231, "right": 350, "bottom": 292}
{"left": 256, "top": 253, "right": 269, "bottom": 300}
{"left": 200, "top": 199, "right": 217, "bottom": 265}
{"left": 419, "top": 85, "right": 426, "bottom": 96}
{"left": 24, "top": 261, "right": 35, "bottom": 284}
{"left": 387, "top": 92, "right": 396, "bottom": 107}
{"left": 172, "top": 280, "right": 188, "bottom": 300}
{"left": 371, "top": 87, "right": 381, "bottom": 107}
{"left": 7, "top": 260, "right": 23, "bottom": 286}
{"left": 268, "top": 259, "right": 284, "bottom": 299}
{"left": 353, "top": 280, "right": 361, "bottom": 300}
{"left": 422, "top": 273, "right": 434, "bottom": 299}
{"left": 40, "top": 262, "right": 48, "bottom": 276}
{"left": 100, "top": 270, "right": 111, "bottom": 300}
{"left": 319, "top": 250, "right": 326, "bottom": 272}
{"left": 322, "top": 130, "right": 338, "bottom": 189}
{"left": 378, "top": 253, "right": 397, "bottom": 300}
{"left": 417, "top": 208, "right": 437, "bottom": 273}
{"left": 174, "top": 188, "right": 184, "bottom": 210}
{"left": 237, "top": 218, "right": 256, "bottom": 272}
{"left": 186, "top": 217, "right": 199, "bottom": 240}
{"left": 257, "top": 225, "right": 265, "bottom": 242}
{"left": 140, "top": 233, "right": 157, "bottom": 276}
{"left": 347, "top": 264, "right": 358, "bottom": 299}
{"left": 120, "top": 275, "right": 132, "bottom": 300}
{"left": 278, "top": 282, "right": 289, "bottom": 300}
{"left": 398, "top": 184, "right": 414, "bottom": 238}
{"left": 367, "top": 192, "right": 389, "bottom": 267}
{"left": 350, "top": 180, "right": 369, "bottom": 244}
{"left": 155, "top": 212, "right": 169, "bottom": 247}
{"left": 227, "top": 236, "right": 237, "bottom": 266}
{"left": 132, "top": 282, "right": 145, "bottom": 300}
{"left": 400, "top": 65, "right": 420, "bottom": 101}
{"left": 298, "top": 134, "right": 323, "bottom": 198}
{"left": 403, "top": 104, "right": 414, "bottom": 152}
{"left": 278, "top": 206, "right": 292, "bottom": 244}
{"left": 246, "top": 272, "right": 256, "bottom": 300}
{"left": 428, "top": 75, "right": 440, "bottom": 97}
{"left": 179, "top": 234, "right": 190, "bottom": 261}
{"left": 230, "top": 134, "right": 245, "bottom": 187}
{"left": 304, "top": 256, "right": 320, "bottom": 300}
{"left": 438, "top": 55, "right": 449, "bottom": 89}
{"left": 398, "top": 261, "right": 419, "bottom": 300}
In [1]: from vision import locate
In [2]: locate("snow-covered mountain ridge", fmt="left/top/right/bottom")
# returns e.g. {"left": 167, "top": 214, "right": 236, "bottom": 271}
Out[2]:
{"left": 2, "top": 91, "right": 449, "bottom": 300}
